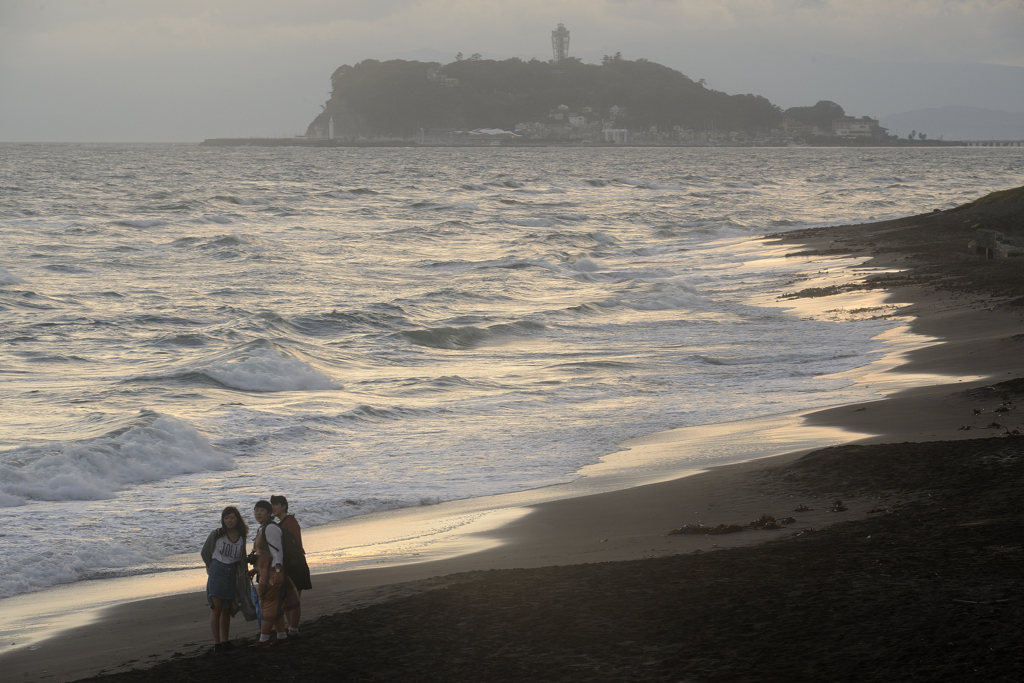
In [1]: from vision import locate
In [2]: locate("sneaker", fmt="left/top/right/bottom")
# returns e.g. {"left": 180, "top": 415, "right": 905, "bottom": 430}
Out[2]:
{"left": 214, "top": 643, "right": 225, "bottom": 653}
{"left": 275, "top": 636, "right": 290, "bottom": 646}
{"left": 253, "top": 638, "right": 276, "bottom": 649}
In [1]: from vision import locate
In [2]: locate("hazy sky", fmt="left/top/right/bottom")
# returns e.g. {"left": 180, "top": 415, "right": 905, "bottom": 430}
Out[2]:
{"left": 2, "top": 0, "right": 1023, "bottom": 141}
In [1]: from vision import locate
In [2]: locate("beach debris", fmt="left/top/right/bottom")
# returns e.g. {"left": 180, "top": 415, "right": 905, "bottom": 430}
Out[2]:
{"left": 958, "top": 425, "right": 972, "bottom": 430}
{"left": 973, "top": 409, "right": 983, "bottom": 415}
{"left": 794, "top": 504, "right": 812, "bottom": 512}
{"left": 994, "top": 405, "right": 1011, "bottom": 413}
{"left": 749, "top": 514, "right": 782, "bottom": 530}
{"left": 667, "top": 523, "right": 744, "bottom": 535}
{"left": 831, "top": 500, "right": 848, "bottom": 512}
{"left": 988, "top": 422, "right": 1005, "bottom": 429}
{"left": 777, "top": 516, "right": 797, "bottom": 525}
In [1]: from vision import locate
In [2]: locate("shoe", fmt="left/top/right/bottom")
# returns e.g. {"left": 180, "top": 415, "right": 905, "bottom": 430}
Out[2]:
{"left": 275, "top": 636, "right": 291, "bottom": 646}
{"left": 253, "top": 638, "right": 276, "bottom": 649}
{"left": 214, "top": 643, "right": 224, "bottom": 653}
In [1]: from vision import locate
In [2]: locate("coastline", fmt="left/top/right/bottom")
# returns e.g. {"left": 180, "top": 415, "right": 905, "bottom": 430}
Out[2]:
{"left": 4, "top": 189, "right": 1023, "bottom": 681}
{"left": 197, "top": 136, "right": 979, "bottom": 148}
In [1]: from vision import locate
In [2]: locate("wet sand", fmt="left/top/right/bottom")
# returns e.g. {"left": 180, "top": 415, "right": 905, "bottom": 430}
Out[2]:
{"left": 6, "top": 187, "right": 1024, "bottom": 682}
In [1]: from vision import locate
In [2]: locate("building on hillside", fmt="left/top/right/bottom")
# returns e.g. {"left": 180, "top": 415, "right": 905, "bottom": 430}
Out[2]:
{"left": 548, "top": 104, "right": 569, "bottom": 121}
{"left": 833, "top": 116, "right": 887, "bottom": 138}
{"left": 779, "top": 117, "right": 820, "bottom": 137}
{"left": 603, "top": 128, "right": 629, "bottom": 144}
{"left": 427, "top": 67, "right": 459, "bottom": 88}
{"left": 515, "top": 122, "right": 550, "bottom": 138}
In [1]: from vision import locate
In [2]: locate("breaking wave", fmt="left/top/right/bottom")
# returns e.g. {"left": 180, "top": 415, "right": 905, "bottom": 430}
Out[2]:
{"left": 0, "top": 411, "right": 231, "bottom": 505}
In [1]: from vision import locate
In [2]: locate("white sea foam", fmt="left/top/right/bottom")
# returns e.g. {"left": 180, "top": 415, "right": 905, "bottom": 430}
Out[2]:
{"left": 613, "top": 281, "right": 704, "bottom": 311}
{"left": 0, "top": 491, "right": 25, "bottom": 506}
{"left": 570, "top": 258, "right": 603, "bottom": 272}
{"left": 203, "top": 345, "right": 341, "bottom": 392}
{"left": 0, "top": 413, "right": 231, "bottom": 504}
{"left": 0, "top": 267, "right": 26, "bottom": 284}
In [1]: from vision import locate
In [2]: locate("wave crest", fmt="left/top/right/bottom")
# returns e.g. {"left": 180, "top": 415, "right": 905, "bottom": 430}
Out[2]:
{"left": 201, "top": 343, "right": 342, "bottom": 392}
{"left": 400, "top": 320, "right": 545, "bottom": 349}
{"left": 0, "top": 412, "right": 231, "bottom": 504}
{"left": 0, "top": 267, "right": 26, "bottom": 285}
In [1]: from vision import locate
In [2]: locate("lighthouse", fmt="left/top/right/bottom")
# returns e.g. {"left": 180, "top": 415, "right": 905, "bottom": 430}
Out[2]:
{"left": 551, "top": 23, "right": 570, "bottom": 62}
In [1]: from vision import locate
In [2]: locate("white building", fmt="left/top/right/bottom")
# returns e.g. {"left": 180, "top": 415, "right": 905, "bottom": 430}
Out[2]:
{"left": 833, "top": 116, "right": 880, "bottom": 138}
{"left": 603, "top": 128, "right": 629, "bottom": 144}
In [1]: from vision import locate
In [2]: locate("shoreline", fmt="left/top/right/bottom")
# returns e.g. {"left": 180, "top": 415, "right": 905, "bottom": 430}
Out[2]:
{"left": 4, "top": 189, "right": 1023, "bottom": 680}
{"left": 0, "top": 242, "right": 916, "bottom": 663}
{"left": 0, "top": 236, "right": 906, "bottom": 651}
{"left": 196, "top": 137, "right": 989, "bottom": 148}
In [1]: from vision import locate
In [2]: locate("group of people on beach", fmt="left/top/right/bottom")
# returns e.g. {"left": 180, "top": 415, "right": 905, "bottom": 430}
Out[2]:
{"left": 200, "top": 495, "right": 313, "bottom": 651}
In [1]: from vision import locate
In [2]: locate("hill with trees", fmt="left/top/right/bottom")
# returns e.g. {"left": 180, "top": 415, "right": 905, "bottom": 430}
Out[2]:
{"left": 782, "top": 100, "right": 846, "bottom": 130}
{"left": 305, "top": 55, "right": 785, "bottom": 139}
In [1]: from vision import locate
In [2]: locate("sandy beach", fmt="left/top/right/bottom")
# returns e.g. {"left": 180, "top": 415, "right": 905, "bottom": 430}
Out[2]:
{"left": 5, "top": 187, "right": 1023, "bottom": 682}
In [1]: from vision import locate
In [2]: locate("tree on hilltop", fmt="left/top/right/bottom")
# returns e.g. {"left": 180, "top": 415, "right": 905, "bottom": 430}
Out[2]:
{"left": 784, "top": 100, "right": 845, "bottom": 130}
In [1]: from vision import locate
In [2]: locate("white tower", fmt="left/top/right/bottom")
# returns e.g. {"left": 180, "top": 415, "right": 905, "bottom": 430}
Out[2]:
{"left": 328, "top": 115, "right": 334, "bottom": 140}
{"left": 551, "top": 23, "right": 570, "bottom": 62}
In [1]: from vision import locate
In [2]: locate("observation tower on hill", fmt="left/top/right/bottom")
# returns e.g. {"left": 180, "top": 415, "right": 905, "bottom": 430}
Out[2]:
{"left": 551, "top": 23, "right": 570, "bottom": 62}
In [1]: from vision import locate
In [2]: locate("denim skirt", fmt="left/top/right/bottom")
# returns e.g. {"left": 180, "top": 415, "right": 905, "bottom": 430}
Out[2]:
{"left": 207, "top": 559, "right": 237, "bottom": 601}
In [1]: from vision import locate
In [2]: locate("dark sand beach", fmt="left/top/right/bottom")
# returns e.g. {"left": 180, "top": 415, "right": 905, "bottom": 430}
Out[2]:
{"left": 8, "top": 188, "right": 1024, "bottom": 682}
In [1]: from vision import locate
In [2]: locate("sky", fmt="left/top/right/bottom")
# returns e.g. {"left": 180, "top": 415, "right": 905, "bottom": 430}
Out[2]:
{"left": 1, "top": 0, "right": 1023, "bottom": 142}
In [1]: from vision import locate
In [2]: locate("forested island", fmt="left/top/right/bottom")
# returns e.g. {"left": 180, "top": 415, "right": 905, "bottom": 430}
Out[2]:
{"left": 307, "top": 54, "right": 785, "bottom": 141}
{"left": 204, "top": 55, "right": 966, "bottom": 147}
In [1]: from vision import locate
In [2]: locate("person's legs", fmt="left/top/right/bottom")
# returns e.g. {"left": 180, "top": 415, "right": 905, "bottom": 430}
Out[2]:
{"left": 257, "top": 572, "right": 284, "bottom": 646}
{"left": 286, "top": 590, "right": 302, "bottom": 632}
{"left": 209, "top": 596, "right": 224, "bottom": 644}
{"left": 260, "top": 595, "right": 278, "bottom": 637}
{"left": 219, "top": 605, "right": 232, "bottom": 643}
{"left": 274, "top": 612, "right": 288, "bottom": 640}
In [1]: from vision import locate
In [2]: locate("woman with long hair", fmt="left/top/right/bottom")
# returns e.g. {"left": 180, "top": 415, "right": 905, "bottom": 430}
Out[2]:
{"left": 200, "top": 506, "right": 256, "bottom": 652}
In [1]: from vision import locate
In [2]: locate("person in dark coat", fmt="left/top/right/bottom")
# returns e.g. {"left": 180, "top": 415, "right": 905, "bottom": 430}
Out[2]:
{"left": 271, "top": 494, "right": 311, "bottom": 636}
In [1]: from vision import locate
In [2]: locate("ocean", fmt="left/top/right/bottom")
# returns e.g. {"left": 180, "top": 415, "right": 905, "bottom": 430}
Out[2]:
{"left": 1, "top": 144, "right": 1022, "bottom": 601}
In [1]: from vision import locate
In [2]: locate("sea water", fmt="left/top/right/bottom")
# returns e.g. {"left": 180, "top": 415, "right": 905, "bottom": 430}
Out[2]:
{"left": 1, "top": 144, "right": 1021, "bottom": 600}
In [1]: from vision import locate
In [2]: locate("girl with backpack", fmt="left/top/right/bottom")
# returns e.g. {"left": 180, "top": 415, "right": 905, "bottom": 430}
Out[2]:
{"left": 249, "top": 499, "right": 298, "bottom": 648}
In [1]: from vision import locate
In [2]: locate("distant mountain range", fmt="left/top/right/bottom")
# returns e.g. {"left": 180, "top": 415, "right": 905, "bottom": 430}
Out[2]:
{"left": 879, "top": 107, "right": 1024, "bottom": 141}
